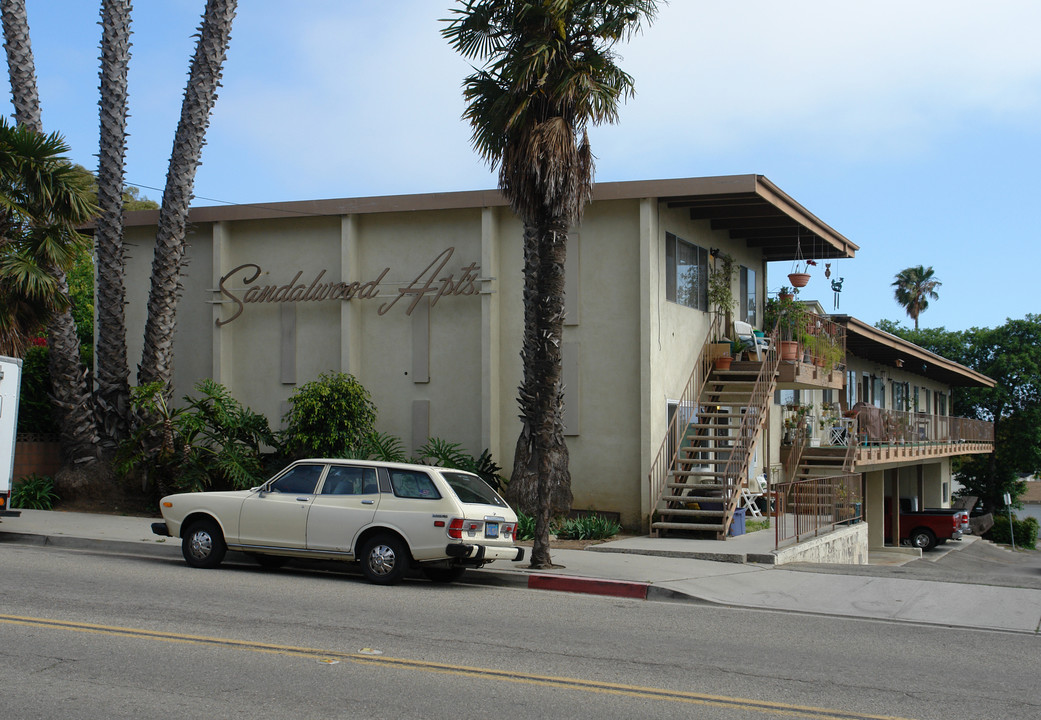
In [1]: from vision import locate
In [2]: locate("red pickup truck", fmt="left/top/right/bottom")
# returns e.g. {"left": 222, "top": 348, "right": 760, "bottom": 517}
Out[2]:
{"left": 884, "top": 498, "right": 969, "bottom": 551}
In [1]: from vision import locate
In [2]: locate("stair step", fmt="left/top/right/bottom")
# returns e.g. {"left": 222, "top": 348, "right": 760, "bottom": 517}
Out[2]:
{"left": 672, "top": 470, "right": 732, "bottom": 478}
{"left": 651, "top": 521, "right": 726, "bottom": 532}
{"left": 655, "top": 507, "right": 727, "bottom": 518}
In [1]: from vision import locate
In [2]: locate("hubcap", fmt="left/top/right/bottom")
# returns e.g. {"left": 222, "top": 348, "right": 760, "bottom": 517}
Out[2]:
{"left": 189, "top": 530, "right": 213, "bottom": 560}
{"left": 368, "top": 544, "right": 396, "bottom": 576}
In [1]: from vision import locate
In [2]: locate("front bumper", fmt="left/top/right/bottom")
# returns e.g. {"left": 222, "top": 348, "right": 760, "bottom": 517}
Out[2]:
{"left": 151, "top": 522, "right": 171, "bottom": 537}
{"left": 446, "top": 543, "right": 525, "bottom": 563}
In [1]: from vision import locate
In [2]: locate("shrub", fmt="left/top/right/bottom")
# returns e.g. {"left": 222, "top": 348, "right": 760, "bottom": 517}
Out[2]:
{"left": 17, "top": 346, "right": 58, "bottom": 435}
{"left": 281, "top": 372, "right": 377, "bottom": 458}
{"left": 514, "top": 512, "right": 620, "bottom": 542}
{"left": 11, "top": 473, "right": 58, "bottom": 510}
{"left": 417, "top": 439, "right": 507, "bottom": 494}
{"left": 554, "top": 514, "right": 622, "bottom": 541}
{"left": 361, "top": 431, "right": 408, "bottom": 462}
{"left": 117, "top": 380, "right": 276, "bottom": 495}
{"left": 988, "top": 514, "right": 1039, "bottom": 549}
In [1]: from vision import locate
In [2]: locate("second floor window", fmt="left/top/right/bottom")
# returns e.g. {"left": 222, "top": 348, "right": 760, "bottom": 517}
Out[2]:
{"left": 666, "top": 232, "right": 708, "bottom": 310}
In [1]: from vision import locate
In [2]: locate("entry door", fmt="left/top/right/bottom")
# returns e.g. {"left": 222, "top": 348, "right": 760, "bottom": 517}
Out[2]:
{"left": 238, "top": 463, "right": 325, "bottom": 549}
{"left": 307, "top": 465, "right": 381, "bottom": 554}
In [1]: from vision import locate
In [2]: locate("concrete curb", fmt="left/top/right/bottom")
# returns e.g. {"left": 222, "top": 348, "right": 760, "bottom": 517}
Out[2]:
{"left": 527, "top": 573, "right": 650, "bottom": 599}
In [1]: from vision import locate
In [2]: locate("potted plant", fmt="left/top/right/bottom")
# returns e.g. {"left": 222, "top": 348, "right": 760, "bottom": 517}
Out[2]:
{"left": 714, "top": 353, "right": 733, "bottom": 371}
{"left": 730, "top": 338, "right": 750, "bottom": 362}
{"left": 707, "top": 252, "right": 736, "bottom": 325}
{"left": 778, "top": 285, "right": 795, "bottom": 301}
{"left": 765, "top": 295, "right": 805, "bottom": 361}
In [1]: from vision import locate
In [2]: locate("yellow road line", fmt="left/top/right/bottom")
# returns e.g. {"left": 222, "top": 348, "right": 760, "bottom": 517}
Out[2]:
{"left": 0, "top": 613, "right": 915, "bottom": 720}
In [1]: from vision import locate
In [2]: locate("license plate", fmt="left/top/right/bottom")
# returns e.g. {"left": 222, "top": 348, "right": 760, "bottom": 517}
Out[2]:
{"left": 485, "top": 522, "right": 499, "bottom": 538}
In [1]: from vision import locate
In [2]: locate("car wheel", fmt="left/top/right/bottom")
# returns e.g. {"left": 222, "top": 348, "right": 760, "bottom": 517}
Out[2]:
{"left": 361, "top": 534, "right": 409, "bottom": 585}
{"left": 182, "top": 519, "right": 227, "bottom": 569}
{"left": 422, "top": 566, "right": 466, "bottom": 584}
{"left": 910, "top": 528, "right": 936, "bottom": 551}
{"left": 249, "top": 553, "right": 288, "bottom": 570}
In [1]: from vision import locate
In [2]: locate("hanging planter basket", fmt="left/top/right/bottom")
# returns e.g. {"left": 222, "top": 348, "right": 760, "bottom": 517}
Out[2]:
{"left": 788, "top": 272, "right": 810, "bottom": 288}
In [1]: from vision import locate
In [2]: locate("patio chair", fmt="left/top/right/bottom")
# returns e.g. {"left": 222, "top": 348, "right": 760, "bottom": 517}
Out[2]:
{"left": 734, "top": 320, "right": 770, "bottom": 361}
{"left": 739, "top": 474, "right": 766, "bottom": 518}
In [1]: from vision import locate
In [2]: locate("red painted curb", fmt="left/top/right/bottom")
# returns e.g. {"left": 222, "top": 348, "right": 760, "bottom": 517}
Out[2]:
{"left": 527, "top": 574, "right": 649, "bottom": 599}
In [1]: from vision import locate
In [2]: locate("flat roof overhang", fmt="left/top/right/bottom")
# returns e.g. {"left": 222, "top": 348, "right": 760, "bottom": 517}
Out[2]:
{"left": 832, "top": 315, "right": 995, "bottom": 388}
{"left": 115, "top": 175, "right": 856, "bottom": 263}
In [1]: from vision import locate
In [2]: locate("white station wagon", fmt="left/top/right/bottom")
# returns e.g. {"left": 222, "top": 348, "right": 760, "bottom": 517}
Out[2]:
{"left": 151, "top": 459, "right": 525, "bottom": 584}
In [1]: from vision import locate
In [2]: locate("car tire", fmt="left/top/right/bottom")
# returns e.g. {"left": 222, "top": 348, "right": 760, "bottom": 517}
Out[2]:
{"left": 182, "top": 519, "right": 227, "bottom": 569}
{"left": 422, "top": 566, "right": 466, "bottom": 584}
{"left": 250, "top": 553, "right": 288, "bottom": 570}
{"left": 910, "top": 528, "right": 936, "bottom": 551}
{"left": 361, "top": 534, "right": 409, "bottom": 585}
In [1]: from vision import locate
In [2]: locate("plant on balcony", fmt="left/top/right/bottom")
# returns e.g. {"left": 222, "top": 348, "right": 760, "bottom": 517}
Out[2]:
{"left": 708, "top": 252, "right": 736, "bottom": 324}
{"left": 730, "top": 338, "right": 750, "bottom": 361}
{"left": 765, "top": 296, "right": 806, "bottom": 362}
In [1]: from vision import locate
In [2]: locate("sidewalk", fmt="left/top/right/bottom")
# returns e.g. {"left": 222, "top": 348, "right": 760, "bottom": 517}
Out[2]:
{"left": 2, "top": 509, "right": 1039, "bottom": 634}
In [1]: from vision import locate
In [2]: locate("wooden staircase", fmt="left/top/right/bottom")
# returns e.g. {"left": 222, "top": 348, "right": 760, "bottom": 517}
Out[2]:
{"left": 651, "top": 351, "right": 777, "bottom": 539}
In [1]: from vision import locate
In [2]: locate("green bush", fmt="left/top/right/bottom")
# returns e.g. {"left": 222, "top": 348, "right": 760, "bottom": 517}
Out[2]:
{"left": 514, "top": 512, "right": 620, "bottom": 542}
{"left": 417, "top": 439, "right": 507, "bottom": 494}
{"left": 554, "top": 514, "right": 622, "bottom": 541}
{"left": 988, "top": 514, "right": 1039, "bottom": 549}
{"left": 117, "top": 380, "right": 276, "bottom": 495}
{"left": 17, "top": 346, "right": 58, "bottom": 435}
{"left": 281, "top": 372, "right": 377, "bottom": 458}
{"left": 11, "top": 473, "right": 58, "bottom": 510}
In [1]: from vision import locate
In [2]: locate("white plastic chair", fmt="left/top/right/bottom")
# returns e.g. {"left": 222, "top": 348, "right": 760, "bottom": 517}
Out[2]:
{"left": 734, "top": 320, "right": 770, "bottom": 361}
{"left": 739, "top": 474, "right": 766, "bottom": 518}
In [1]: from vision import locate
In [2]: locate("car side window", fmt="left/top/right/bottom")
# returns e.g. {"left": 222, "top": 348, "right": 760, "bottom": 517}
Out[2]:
{"left": 269, "top": 464, "right": 323, "bottom": 495}
{"left": 321, "top": 466, "right": 378, "bottom": 496}
{"left": 389, "top": 470, "right": 441, "bottom": 500}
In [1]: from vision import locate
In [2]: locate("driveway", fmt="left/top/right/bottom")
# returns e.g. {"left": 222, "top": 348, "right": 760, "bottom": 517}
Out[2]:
{"left": 785, "top": 537, "right": 1041, "bottom": 590}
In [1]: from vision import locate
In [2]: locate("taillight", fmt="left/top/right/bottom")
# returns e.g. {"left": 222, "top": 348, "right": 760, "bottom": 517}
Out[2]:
{"left": 448, "top": 518, "right": 464, "bottom": 539}
{"left": 503, "top": 523, "right": 516, "bottom": 540}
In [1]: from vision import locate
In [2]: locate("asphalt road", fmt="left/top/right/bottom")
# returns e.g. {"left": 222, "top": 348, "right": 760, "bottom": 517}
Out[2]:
{"left": 1, "top": 542, "right": 1038, "bottom": 720}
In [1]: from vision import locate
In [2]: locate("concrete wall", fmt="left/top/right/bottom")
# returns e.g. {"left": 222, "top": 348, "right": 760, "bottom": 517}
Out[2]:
{"left": 773, "top": 523, "right": 868, "bottom": 565}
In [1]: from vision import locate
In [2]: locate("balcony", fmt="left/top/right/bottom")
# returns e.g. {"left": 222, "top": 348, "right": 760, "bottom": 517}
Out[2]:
{"left": 789, "top": 406, "right": 994, "bottom": 467}
{"left": 771, "top": 308, "right": 845, "bottom": 391}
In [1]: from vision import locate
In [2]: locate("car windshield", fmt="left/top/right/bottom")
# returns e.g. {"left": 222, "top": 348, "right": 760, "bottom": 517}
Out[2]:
{"left": 441, "top": 471, "right": 508, "bottom": 507}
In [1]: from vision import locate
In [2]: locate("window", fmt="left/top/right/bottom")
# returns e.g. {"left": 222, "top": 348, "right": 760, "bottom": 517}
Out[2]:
{"left": 389, "top": 470, "right": 441, "bottom": 499}
{"left": 321, "top": 466, "right": 378, "bottom": 495}
{"left": 666, "top": 232, "right": 708, "bottom": 310}
{"left": 847, "top": 370, "right": 858, "bottom": 407}
{"left": 936, "top": 392, "right": 947, "bottom": 416}
{"left": 740, "top": 266, "right": 757, "bottom": 325}
{"left": 872, "top": 376, "right": 884, "bottom": 408}
{"left": 270, "top": 464, "right": 323, "bottom": 494}
{"left": 442, "top": 471, "right": 507, "bottom": 507}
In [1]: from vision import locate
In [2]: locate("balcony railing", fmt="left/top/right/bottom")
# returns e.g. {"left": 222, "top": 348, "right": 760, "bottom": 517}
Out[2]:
{"left": 774, "top": 474, "right": 862, "bottom": 548}
{"left": 844, "top": 407, "right": 994, "bottom": 446}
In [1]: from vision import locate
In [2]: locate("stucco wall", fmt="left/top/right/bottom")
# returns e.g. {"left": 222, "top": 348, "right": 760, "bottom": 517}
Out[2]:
{"left": 773, "top": 523, "right": 869, "bottom": 565}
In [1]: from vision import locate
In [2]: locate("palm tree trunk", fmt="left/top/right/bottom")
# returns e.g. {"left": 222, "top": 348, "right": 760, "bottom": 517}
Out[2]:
{"left": 94, "top": 0, "right": 133, "bottom": 451}
{"left": 509, "top": 220, "right": 573, "bottom": 568}
{"left": 139, "top": 0, "right": 237, "bottom": 388}
{"left": 3, "top": 0, "right": 99, "bottom": 467}
{"left": 0, "top": 0, "right": 39, "bottom": 132}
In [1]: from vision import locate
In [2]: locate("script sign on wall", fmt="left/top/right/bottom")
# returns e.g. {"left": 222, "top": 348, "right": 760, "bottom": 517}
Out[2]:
{"left": 216, "top": 247, "right": 480, "bottom": 326}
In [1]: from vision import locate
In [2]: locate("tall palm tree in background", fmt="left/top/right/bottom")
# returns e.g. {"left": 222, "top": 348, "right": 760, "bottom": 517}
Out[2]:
{"left": 0, "top": 121, "right": 96, "bottom": 356}
{"left": 892, "top": 265, "right": 941, "bottom": 330}
{"left": 2, "top": 0, "right": 100, "bottom": 468}
{"left": 94, "top": 0, "right": 134, "bottom": 451}
{"left": 443, "top": 0, "right": 658, "bottom": 567}
{"left": 139, "top": 0, "right": 237, "bottom": 390}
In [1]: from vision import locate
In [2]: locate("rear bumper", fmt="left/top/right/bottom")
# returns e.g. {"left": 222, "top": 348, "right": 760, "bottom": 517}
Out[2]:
{"left": 151, "top": 522, "right": 171, "bottom": 537}
{"left": 446, "top": 543, "right": 525, "bottom": 563}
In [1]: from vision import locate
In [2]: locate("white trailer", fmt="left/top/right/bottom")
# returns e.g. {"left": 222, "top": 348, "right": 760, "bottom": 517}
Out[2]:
{"left": 0, "top": 356, "right": 22, "bottom": 518}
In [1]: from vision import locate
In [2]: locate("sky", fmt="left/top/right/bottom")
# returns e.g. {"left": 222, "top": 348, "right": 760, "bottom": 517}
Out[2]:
{"left": 12, "top": 0, "right": 1041, "bottom": 332}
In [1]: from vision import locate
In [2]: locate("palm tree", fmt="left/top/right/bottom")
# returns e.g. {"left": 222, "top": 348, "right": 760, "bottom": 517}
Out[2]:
{"left": 0, "top": 122, "right": 95, "bottom": 363}
{"left": 444, "top": 0, "right": 659, "bottom": 567}
{"left": 94, "top": 0, "right": 133, "bottom": 450}
{"left": 2, "top": 0, "right": 100, "bottom": 467}
{"left": 892, "top": 265, "right": 941, "bottom": 330}
{"left": 139, "top": 0, "right": 237, "bottom": 389}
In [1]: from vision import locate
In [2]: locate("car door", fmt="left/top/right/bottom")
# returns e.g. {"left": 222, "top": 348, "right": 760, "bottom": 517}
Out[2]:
{"left": 237, "top": 463, "right": 325, "bottom": 549}
{"left": 306, "top": 464, "right": 381, "bottom": 554}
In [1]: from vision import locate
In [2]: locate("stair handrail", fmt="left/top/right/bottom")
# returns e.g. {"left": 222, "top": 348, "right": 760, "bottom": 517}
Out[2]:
{"left": 647, "top": 314, "right": 724, "bottom": 526}
{"left": 718, "top": 326, "right": 780, "bottom": 537}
